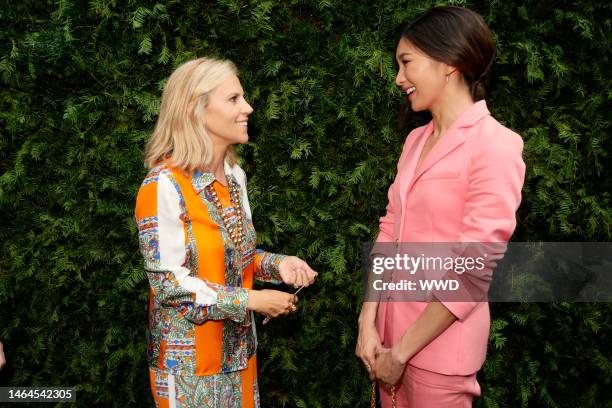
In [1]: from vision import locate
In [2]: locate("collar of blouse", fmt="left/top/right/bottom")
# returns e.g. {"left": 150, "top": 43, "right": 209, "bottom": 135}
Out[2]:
{"left": 190, "top": 159, "right": 252, "bottom": 220}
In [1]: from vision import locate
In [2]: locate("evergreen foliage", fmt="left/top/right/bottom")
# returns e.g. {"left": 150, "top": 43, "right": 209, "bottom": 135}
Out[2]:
{"left": 1, "top": 0, "right": 610, "bottom": 406}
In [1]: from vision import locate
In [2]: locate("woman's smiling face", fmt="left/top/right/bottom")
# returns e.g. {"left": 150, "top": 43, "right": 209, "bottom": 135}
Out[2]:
{"left": 395, "top": 38, "right": 449, "bottom": 112}
{"left": 204, "top": 73, "right": 254, "bottom": 147}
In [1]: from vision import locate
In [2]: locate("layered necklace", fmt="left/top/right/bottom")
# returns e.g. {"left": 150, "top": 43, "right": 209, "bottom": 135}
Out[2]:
{"left": 205, "top": 180, "right": 244, "bottom": 248}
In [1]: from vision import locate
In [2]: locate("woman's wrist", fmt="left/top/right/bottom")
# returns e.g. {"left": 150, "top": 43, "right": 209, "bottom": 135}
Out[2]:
{"left": 358, "top": 317, "right": 376, "bottom": 331}
{"left": 391, "top": 342, "right": 411, "bottom": 365}
{"left": 391, "top": 327, "right": 418, "bottom": 365}
{"left": 246, "top": 289, "right": 259, "bottom": 312}
{"left": 358, "top": 302, "right": 378, "bottom": 329}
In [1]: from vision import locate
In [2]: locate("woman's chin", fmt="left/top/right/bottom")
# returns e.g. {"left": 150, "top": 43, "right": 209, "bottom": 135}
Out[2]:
{"left": 409, "top": 100, "right": 428, "bottom": 112}
{"left": 236, "top": 133, "right": 249, "bottom": 144}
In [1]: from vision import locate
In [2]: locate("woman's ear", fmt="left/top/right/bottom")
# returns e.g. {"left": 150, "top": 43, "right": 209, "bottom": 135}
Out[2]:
{"left": 445, "top": 66, "right": 458, "bottom": 78}
{"left": 187, "top": 100, "right": 198, "bottom": 120}
{"left": 188, "top": 98, "right": 206, "bottom": 123}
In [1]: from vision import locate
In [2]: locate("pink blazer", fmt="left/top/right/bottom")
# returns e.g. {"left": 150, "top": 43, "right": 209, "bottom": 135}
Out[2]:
{"left": 375, "top": 100, "right": 525, "bottom": 375}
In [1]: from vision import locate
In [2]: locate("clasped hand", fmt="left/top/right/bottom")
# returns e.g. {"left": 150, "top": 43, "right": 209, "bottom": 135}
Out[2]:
{"left": 356, "top": 324, "right": 406, "bottom": 388}
{"left": 247, "top": 256, "right": 318, "bottom": 321}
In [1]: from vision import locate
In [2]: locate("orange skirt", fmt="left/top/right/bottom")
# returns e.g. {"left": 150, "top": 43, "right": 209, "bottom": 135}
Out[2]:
{"left": 149, "top": 353, "right": 259, "bottom": 408}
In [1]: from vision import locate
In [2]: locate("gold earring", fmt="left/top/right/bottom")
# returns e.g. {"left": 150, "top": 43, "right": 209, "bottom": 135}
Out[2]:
{"left": 446, "top": 74, "right": 450, "bottom": 83}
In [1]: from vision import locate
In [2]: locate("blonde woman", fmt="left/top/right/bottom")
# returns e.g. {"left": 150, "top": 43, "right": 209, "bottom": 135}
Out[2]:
{"left": 135, "top": 57, "right": 318, "bottom": 407}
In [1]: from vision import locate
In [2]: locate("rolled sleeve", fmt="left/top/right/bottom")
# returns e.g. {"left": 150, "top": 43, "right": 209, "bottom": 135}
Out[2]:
{"left": 254, "top": 250, "right": 285, "bottom": 284}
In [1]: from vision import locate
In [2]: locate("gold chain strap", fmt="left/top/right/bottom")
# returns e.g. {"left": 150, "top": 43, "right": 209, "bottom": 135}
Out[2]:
{"left": 370, "top": 381, "right": 396, "bottom": 408}
{"left": 370, "top": 382, "right": 376, "bottom": 408}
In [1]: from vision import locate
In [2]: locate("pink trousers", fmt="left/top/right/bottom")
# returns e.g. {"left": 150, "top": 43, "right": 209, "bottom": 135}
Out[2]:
{"left": 379, "top": 364, "right": 481, "bottom": 408}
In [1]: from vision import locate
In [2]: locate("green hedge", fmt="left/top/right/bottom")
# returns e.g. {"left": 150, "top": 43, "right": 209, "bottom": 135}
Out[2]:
{"left": 1, "top": 0, "right": 610, "bottom": 406}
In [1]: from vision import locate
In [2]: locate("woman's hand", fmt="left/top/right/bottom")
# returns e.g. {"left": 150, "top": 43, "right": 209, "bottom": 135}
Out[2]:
{"left": 355, "top": 322, "right": 383, "bottom": 380}
{"left": 373, "top": 347, "right": 406, "bottom": 387}
{"left": 278, "top": 256, "right": 318, "bottom": 288}
{"left": 247, "top": 289, "right": 297, "bottom": 319}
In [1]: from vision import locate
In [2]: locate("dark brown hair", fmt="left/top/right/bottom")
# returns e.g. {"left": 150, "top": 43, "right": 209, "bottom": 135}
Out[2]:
{"left": 398, "top": 6, "right": 495, "bottom": 101}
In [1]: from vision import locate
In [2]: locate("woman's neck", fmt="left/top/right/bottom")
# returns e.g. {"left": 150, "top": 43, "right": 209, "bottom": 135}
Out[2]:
{"left": 207, "top": 145, "right": 228, "bottom": 186}
{"left": 429, "top": 89, "right": 474, "bottom": 140}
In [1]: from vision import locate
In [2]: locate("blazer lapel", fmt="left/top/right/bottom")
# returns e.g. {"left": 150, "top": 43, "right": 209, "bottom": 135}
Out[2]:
{"left": 405, "top": 101, "right": 491, "bottom": 195}
{"left": 399, "top": 122, "right": 433, "bottom": 209}
{"left": 406, "top": 129, "right": 466, "bottom": 194}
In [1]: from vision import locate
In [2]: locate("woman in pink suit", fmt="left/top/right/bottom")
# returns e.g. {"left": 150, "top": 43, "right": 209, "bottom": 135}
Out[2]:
{"left": 355, "top": 6, "right": 526, "bottom": 407}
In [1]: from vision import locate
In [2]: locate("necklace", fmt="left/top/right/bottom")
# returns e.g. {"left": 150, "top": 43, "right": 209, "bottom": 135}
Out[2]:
{"left": 205, "top": 180, "right": 244, "bottom": 248}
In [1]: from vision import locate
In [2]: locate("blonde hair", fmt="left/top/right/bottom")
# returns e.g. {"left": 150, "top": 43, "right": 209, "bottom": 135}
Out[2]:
{"left": 145, "top": 57, "right": 239, "bottom": 172}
